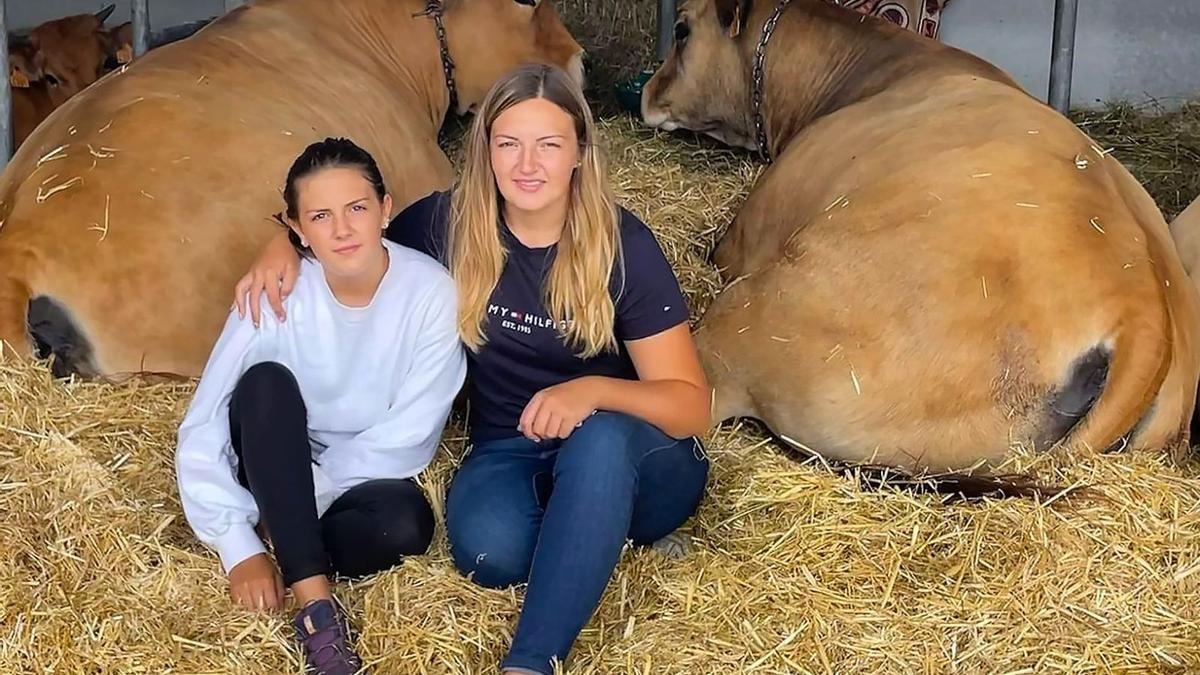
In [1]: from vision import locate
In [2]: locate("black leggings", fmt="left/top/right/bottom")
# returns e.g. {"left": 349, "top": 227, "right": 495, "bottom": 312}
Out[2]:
{"left": 229, "top": 361, "right": 435, "bottom": 586}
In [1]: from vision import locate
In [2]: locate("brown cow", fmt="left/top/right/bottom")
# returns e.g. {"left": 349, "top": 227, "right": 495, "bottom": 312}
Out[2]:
{"left": 9, "top": 6, "right": 132, "bottom": 148}
{"left": 0, "top": 0, "right": 582, "bottom": 378}
{"left": 641, "top": 0, "right": 1200, "bottom": 473}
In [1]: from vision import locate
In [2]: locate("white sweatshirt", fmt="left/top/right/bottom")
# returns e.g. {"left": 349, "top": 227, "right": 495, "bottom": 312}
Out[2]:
{"left": 175, "top": 239, "right": 466, "bottom": 573}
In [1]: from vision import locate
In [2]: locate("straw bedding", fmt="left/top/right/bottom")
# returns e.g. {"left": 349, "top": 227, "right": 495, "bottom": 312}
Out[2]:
{"left": 2, "top": 2, "right": 1200, "bottom": 672}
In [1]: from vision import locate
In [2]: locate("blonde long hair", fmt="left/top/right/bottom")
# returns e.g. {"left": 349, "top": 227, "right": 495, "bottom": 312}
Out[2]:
{"left": 448, "top": 63, "right": 622, "bottom": 358}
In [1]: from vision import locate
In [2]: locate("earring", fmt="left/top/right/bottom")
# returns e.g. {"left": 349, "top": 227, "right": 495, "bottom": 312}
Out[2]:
{"left": 300, "top": 237, "right": 309, "bottom": 247}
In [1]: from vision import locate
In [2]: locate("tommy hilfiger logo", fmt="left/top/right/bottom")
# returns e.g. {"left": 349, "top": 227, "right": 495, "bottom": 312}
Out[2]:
{"left": 488, "top": 303, "right": 573, "bottom": 336}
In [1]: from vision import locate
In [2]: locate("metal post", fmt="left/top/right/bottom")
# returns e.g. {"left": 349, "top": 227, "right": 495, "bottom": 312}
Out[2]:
{"left": 1048, "top": 0, "right": 1079, "bottom": 113}
{"left": 656, "top": 0, "right": 675, "bottom": 61}
{"left": 132, "top": 0, "right": 151, "bottom": 58}
{"left": 0, "top": 0, "right": 10, "bottom": 166}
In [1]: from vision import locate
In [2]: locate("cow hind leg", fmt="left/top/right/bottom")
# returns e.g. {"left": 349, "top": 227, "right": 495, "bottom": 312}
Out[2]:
{"left": 0, "top": 273, "right": 32, "bottom": 360}
{"left": 27, "top": 296, "right": 100, "bottom": 378}
{"left": 1036, "top": 345, "right": 1111, "bottom": 451}
{"left": 844, "top": 347, "right": 1113, "bottom": 502}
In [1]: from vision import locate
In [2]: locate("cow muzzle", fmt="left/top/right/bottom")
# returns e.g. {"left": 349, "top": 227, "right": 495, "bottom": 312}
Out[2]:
{"left": 644, "top": 112, "right": 679, "bottom": 131}
{"left": 640, "top": 99, "right": 678, "bottom": 131}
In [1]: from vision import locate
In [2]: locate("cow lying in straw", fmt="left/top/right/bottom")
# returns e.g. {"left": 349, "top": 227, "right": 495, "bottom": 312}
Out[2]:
{"left": 0, "top": 0, "right": 583, "bottom": 378}
{"left": 641, "top": 0, "right": 1200, "bottom": 473}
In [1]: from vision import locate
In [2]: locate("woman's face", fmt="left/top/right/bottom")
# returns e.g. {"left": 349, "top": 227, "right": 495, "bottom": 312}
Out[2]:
{"left": 489, "top": 96, "right": 580, "bottom": 219}
{"left": 290, "top": 167, "right": 391, "bottom": 279}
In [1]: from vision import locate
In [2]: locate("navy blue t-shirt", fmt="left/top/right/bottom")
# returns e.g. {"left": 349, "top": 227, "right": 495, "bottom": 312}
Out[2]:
{"left": 386, "top": 190, "right": 690, "bottom": 442}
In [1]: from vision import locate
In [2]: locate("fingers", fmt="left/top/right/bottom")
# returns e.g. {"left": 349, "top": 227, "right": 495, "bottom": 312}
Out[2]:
{"left": 531, "top": 405, "right": 558, "bottom": 441}
{"left": 274, "top": 573, "right": 286, "bottom": 608}
{"left": 267, "top": 280, "right": 286, "bottom": 322}
{"left": 263, "top": 261, "right": 298, "bottom": 324}
{"left": 232, "top": 584, "right": 254, "bottom": 611}
{"left": 248, "top": 274, "right": 264, "bottom": 326}
{"left": 519, "top": 395, "right": 543, "bottom": 441}
{"left": 237, "top": 583, "right": 278, "bottom": 612}
{"left": 231, "top": 579, "right": 283, "bottom": 612}
{"left": 266, "top": 570, "right": 283, "bottom": 610}
{"left": 263, "top": 581, "right": 281, "bottom": 611}
{"left": 234, "top": 278, "right": 250, "bottom": 318}
{"left": 280, "top": 260, "right": 298, "bottom": 298}
{"left": 520, "top": 393, "right": 582, "bottom": 441}
{"left": 234, "top": 585, "right": 256, "bottom": 611}
{"left": 556, "top": 416, "right": 576, "bottom": 439}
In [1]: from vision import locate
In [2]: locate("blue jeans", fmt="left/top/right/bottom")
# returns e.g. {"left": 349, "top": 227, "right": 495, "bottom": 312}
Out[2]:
{"left": 445, "top": 412, "right": 709, "bottom": 674}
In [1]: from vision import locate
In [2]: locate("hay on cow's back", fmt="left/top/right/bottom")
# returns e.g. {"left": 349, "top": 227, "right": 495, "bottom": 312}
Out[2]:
{"left": 2, "top": 112, "right": 1199, "bottom": 672}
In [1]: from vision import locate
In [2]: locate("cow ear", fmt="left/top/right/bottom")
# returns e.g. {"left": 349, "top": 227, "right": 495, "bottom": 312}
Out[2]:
{"left": 716, "top": 0, "right": 752, "bottom": 38}
{"left": 110, "top": 22, "right": 134, "bottom": 64}
{"left": 95, "top": 4, "right": 117, "bottom": 24}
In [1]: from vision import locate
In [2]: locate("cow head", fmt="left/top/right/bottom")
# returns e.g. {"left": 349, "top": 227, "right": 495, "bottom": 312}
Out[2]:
{"left": 443, "top": 0, "right": 585, "bottom": 114}
{"left": 641, "top": 0, "right": 758, "bottom": 151}
{"left": 25, "top": 4, "right": 122, "bottom": 106}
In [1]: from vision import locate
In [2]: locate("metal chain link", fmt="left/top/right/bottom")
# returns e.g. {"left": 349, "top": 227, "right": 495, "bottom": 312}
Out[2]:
{"left": 414, "top": 0, "right": 459, "bottom": 115}
{"left": 752, "top": 0, "right": 792, "bottom": 163}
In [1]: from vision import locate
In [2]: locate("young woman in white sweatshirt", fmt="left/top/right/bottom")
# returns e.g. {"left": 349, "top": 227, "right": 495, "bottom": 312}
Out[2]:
{"left": 175, "top": 137, "right": 465, "bottom": 675}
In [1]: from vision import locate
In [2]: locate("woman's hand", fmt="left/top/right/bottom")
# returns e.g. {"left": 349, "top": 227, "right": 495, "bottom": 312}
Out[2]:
{"left": 227, "top": 552, "right": 285, "bottom": 612}
{"left": 233, "top": 230, "right": 300, "bottom": 326}
{"left": 518, "top": 377, "right": 599, "bottom": 441}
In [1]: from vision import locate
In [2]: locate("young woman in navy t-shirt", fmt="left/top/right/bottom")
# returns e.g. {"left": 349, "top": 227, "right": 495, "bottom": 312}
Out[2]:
{"left": 234, "top": 63, "right": 712, "bottom": 675}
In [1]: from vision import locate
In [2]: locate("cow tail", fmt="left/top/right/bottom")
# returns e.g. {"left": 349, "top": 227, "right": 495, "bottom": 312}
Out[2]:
{"left": 846, "top": 465, "right": 1090, "bottom": 502}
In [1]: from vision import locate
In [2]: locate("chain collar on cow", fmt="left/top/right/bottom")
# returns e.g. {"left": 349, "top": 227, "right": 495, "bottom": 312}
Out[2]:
{"left": 414, "top": 0, "right": 459, "bottom": 116}
{"left": 751, "top": 0, "right": 793, "bottom": 163}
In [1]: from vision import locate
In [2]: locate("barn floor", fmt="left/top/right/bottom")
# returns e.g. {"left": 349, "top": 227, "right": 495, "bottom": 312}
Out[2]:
{"left": 2, "top": 1, "right": 1200, "bottom": 672}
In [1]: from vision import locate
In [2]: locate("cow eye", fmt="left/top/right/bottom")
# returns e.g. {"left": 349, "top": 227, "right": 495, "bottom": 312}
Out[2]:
{"left": 674, "top": 20, "right": 690, "bottom": 44}
{"left": 44, "top": 73, "right": 60, "bottom": 87}
{"left": 514, "top": 0, "right": 537, "bottom": 6}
